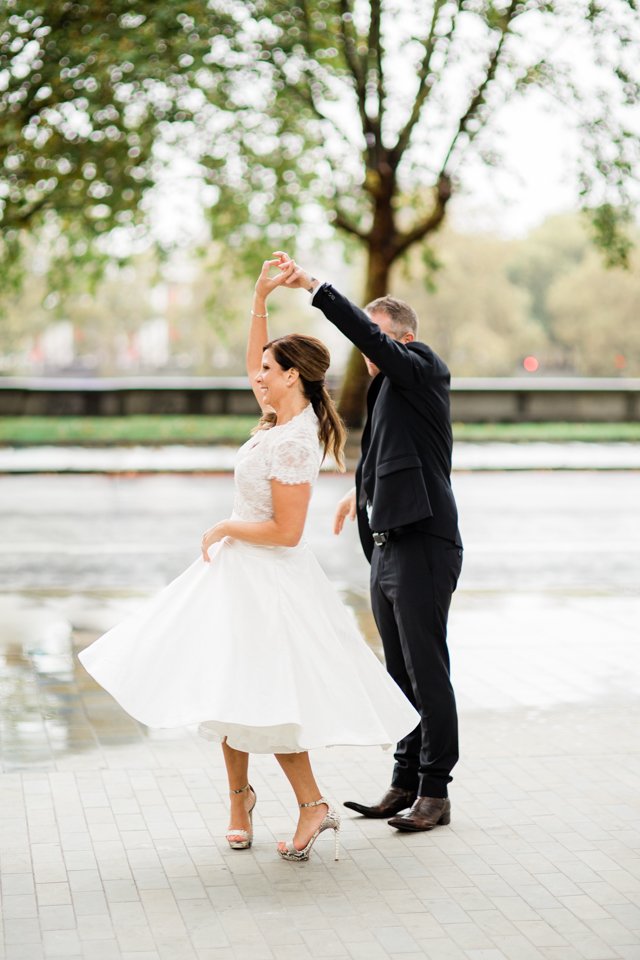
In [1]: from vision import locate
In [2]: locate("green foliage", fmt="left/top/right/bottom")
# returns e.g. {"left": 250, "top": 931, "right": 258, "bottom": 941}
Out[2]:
{"left": 397, "top": 228, "right": 543, "bottom": 375}
{"left": 1, "top": 0, "right": 639, "bottom": 415}
{"left": 504, "top": 213, "right": 640, "bottom": 375}
{"left": 507, "top": 214, "right": 586, "bottom": 334}
{"left": 3, "top": 1, "right": 639, "bottom": 294}
{"left": 587, "top": 204, "right": 634, "bottom": 269}
{"left": 0, "top": 1, "right": 234, "bottom": 287}
{"left": 546, "top": 243, "right": 640, "bottom": 375}
{"left": 393, "top": 213, "right": 640, "bottom": 377}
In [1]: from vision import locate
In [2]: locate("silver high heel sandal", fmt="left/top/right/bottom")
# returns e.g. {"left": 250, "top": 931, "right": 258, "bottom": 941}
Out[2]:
{"left": 277, "top": 797, "right": 341, "bottom": 862}
{"left": 226, "top": 784, "right": 256, "bottom": 850}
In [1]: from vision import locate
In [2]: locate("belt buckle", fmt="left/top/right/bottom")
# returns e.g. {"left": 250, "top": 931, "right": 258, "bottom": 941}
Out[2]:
{"left": 372, "top": 531, "right": 389, "bottom": 547}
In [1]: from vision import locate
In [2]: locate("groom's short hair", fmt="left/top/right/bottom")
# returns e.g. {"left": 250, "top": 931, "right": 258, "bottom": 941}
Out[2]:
{"left": 365, "top": 296, "right": 418, "bottom": 337}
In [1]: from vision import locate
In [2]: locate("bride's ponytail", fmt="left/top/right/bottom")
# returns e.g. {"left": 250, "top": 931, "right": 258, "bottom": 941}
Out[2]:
{"left": 305, "top": 380, "right": 346, "bottom": 471}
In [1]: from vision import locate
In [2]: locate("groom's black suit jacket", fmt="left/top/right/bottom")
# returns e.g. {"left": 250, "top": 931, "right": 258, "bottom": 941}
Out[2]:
{"left": 313, "top": 283, "right": 462, "bottom": 563}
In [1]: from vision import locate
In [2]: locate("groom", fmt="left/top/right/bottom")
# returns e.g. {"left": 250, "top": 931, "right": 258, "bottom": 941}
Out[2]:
{"left": 277, "top": 253, "right": 463, "bottom": 831}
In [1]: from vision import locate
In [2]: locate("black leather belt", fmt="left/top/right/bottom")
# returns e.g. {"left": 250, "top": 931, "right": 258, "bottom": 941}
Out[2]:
{"left": 373, "top": 528, "right": 463, "bottom": 553}
{"left": 371, "top": 522, "right": 435, "bottom": 546}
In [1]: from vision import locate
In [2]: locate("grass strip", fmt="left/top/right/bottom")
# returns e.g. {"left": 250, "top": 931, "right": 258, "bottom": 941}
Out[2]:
{"left": 452, "top": 421, "right": 640, "bottom": 442}
{"left": 0, "top": 416, "right": 639, "bottom": 446}
{"left": 0, "top": 415, "right": 257, "bottom": 445}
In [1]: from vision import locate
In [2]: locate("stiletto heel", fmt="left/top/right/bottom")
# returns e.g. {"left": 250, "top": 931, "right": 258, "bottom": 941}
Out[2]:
{"left": 277, "top": 797, "right": 341, "bottom": 863}
{"left": 226, "top": 784, "right": 256, "bottom": 850}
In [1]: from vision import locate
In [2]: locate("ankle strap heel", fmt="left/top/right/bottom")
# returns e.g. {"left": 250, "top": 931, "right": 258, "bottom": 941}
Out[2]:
{"left": 230, "top": 783, "right": 251, "bottom": 795}
{"left": 278, "top": 797, "right": 341, "bottom": 862}
{"left": 226, "top": 785, "right": 257, "bottom": 851}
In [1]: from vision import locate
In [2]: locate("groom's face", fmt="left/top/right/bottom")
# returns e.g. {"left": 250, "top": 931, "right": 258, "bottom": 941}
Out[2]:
{"left": 363, "top": 310, "right": 412, "bottom": 377}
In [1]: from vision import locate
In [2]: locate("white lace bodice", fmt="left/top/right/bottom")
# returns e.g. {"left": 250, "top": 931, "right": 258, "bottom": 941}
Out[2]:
{"left": 232, "top": 404, "right": 322, "bottom": 522}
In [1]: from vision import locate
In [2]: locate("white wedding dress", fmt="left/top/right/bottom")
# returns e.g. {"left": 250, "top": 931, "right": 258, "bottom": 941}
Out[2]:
{"left": 78, "top": 403, "right": 420, "bottom": 753}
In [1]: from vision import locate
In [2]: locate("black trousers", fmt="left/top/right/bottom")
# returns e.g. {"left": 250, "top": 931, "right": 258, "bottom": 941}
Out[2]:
{"left": 370, "top": 531, "right": 462, "bottom": 798}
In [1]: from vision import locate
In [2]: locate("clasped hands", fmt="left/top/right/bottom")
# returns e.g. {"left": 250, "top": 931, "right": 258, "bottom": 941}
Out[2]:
{"left": 254, "top": 251, "right": 315, "bottom": 298}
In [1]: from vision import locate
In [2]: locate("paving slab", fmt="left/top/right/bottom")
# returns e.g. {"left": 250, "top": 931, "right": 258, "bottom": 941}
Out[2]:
{"left": 1, "top": 471, "right": 639, "bottom": 960}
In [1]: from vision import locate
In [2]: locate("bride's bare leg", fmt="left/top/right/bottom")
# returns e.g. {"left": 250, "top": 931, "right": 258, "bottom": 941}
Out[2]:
{"left": 221, "top": 740, "right": 254, "bottom": 838}
{"left": 275, "top": 751, "right": 328, "bottom": 852}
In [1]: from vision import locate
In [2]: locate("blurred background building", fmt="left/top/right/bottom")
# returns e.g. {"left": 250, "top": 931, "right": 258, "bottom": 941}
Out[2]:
{"left": 2, "top": 215, "right": 639, "bottom": 381}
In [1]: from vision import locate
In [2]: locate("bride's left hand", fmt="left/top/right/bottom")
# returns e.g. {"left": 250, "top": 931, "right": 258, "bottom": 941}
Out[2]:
{"left": 254, "top": 257, "right": 296, "bottom": 299}
{"left": 201, "top": 522, "right": 229, "bottom": 562}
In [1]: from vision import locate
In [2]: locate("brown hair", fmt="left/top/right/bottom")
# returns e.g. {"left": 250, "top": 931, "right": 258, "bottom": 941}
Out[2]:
{"left": 256, "top": 334, "right": 346, "bottom": 471}
{"left": 366, "top": 295, "right": 418, "bottom": 337}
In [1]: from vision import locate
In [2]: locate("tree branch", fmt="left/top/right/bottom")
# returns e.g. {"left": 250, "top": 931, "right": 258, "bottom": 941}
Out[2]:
{"left": 280, "top": 70, "right": 359, "bottom": 154}
{"left": 267, "top": 6, "right": 355, "bottom": 150}
{"left": 338, "top": 0, "right": 365, "bottom": 91}
{"left": 284, "top": 73, "right": 330, "bottom": 125}
{"left": 368, "top": 0, "right": 384, "bottom": 136}
{"left": 287, "top": 0, "right": 368, "bottom": 153}
{"left": 393, "top": 2, "right": 521, "bottom": 261}
{"left": 440, "top": 2, "right": 519, "bottom": 174}
{"left": 393, "top": 173, "right": 452, "bottom": 257}
{"left": 391, "top": 0, "right": 458, "bottom": 164}
{"left": 4, "top": 193, "right": 53, "bottom": 229}
{"left": 333, "top": 206, "right": 369, "bottom": 241}
{"left": 338, "top": 0, "right": 372, "bottom": 151}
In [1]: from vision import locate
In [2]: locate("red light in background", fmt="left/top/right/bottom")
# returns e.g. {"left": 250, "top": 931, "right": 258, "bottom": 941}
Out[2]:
{"left": 614, "top": 354, "right": 626, "bottom": 370}
{"left": 523, "top": 356, "right": 539, "bottom": 373}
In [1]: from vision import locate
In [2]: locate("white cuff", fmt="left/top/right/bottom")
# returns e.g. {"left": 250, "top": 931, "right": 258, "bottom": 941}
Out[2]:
{"left": 309, "top": 279, "right": 323, "bottom": 302}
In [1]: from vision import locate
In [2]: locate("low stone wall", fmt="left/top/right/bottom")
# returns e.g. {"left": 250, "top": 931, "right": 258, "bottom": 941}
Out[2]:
{"left": 0, "top": 376, "right": 639, "bottom": 421}
{"left": 0, "top": 377, "right": 259, "bottom": 417}
{"left": 450, "top": 378, "right": 640, "bottom": 422}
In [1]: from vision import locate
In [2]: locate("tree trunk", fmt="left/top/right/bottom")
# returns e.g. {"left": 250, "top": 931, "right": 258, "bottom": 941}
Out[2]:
{"left": 337, "top": 243, "right": 394, "bottom": 428}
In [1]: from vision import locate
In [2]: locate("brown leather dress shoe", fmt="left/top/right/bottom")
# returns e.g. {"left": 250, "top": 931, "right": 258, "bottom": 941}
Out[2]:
{"left": 343, "top": 786, "right": 417, "bottom": 819}
{"left": 387, "top": 796, "right": 451, "bottom": 831}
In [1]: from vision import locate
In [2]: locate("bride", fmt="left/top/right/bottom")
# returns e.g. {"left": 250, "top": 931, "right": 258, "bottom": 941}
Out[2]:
{"left": 79, "top": 257, "right": 420, "bottom": 862}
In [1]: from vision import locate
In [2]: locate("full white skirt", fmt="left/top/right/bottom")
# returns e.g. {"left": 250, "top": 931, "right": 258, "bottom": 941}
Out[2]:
{"left": 78, "top": 537, "right": 420, "bottom": 753}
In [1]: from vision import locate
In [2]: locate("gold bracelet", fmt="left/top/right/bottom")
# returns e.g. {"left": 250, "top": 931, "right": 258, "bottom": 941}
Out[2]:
{"left": 251, "top": 310, "right": 268, "bottom": 318}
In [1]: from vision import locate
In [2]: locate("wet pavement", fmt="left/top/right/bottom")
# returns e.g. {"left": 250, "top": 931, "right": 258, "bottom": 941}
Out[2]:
{"left": 1, "top": 471, "right": 640, "bottom": 960}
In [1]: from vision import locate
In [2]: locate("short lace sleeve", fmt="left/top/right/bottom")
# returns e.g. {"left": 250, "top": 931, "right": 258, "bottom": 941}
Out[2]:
{"left": 268, "top": 439, "right": 319, "bottom": 486}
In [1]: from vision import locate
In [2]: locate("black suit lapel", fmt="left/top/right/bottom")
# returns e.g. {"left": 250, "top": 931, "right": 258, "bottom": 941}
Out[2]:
{"left": 357, "top": 373, "right": 383, "bottom": 508}
{"left": 361, "top": 373, "right": 383, "bottom": 455}
{"left": 354, "top": 373, "right": 383, "bottom": 560}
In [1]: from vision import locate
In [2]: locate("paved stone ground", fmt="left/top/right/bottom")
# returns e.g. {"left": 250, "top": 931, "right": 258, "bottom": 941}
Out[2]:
{"left": 1, "top": 471, "right": 639, "bottom": 960}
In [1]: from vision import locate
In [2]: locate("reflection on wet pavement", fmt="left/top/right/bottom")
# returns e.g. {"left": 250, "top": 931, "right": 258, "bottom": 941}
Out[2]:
{"left": 0, "top": 593, "right": 167, "bottom": 771}
{"left": 2, "top": 588, "right": 639, "bottom": 772}
{"left": 1, "top": 471, "right": 639, "bottom": 770}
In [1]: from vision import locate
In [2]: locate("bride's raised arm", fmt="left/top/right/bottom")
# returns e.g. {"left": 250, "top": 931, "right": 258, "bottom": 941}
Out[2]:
{"left": 246, "top": 257, "right": 294, "bottom": 412}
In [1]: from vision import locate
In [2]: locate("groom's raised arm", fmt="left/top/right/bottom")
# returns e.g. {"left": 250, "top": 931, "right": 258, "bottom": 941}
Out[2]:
{"left": 272, "top": 251, "right": 438, "bottom": 386}
{"left": 311, "top": 282, "right": 435, "bottom": 387}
